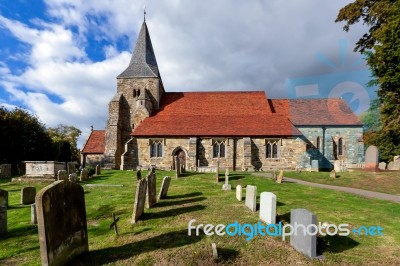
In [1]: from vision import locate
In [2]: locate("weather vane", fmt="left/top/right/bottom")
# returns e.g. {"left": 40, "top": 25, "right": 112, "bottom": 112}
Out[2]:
{"left": 144, "top": 5, "right": 146, "bottom": 22}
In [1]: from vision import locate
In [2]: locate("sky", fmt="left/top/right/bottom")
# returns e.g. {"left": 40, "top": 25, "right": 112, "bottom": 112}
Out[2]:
{"left": 0, "top": 0, "right": 376, "bottom": 148}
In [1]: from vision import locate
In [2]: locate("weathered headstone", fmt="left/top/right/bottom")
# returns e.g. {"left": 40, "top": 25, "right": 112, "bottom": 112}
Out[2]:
{"left": 0, "top": 206, "right": 6, "bottom": 236}
{"left": 329, "top": 170, "right": 336, "bottom": 178}
{"left": 31, "top": 203, "right": 37, "bottom": 224}
{"left": 311, "top": 160, "right": 319, "bottom": 172}
{"left": 0, "top": 164, "right": 11, "bottom": 178}
{"left": 333, "top": 160, "right": 341, "bottom": 172}
{"left": 67, "top": 162, "right": 76, "bottom": 174}
{"left": 212, "top": 243, "right": 218, "bottom": 260}
{"left": 95, "top": 165, "right": 101, "bottom": 175}
{"left": 393, "top": 156, "right": 400, "bottom": 170}
{"left": 57, "top": 170, "right": 68, "bottom": 181}
{"left": 136, "top": 169, "right": 142, "bottom": 180}
{"left": 222, "top": 170, "right": 231, "bottom": 191}
{"left": 236, "top": 185, "right": 243, "bottom": 201}
{"left": 158, "top": 176, "right": 171, "bottom": 200}
{"left": 21, "top": 187, "right": 36, "bottom": 205}
{"left": 80, "top": 169, "right": 89, "bottom": 181}
{"left": 378, "top": 162, "right": 386, "bottom": 171}
{"left": 0, "top": 189, "right": 8, "bottom": 208}
{"left": 387, "top": 162, "right": 395, "bottom": 170}
{"left": 175, "top": 156, "right": 181, "bottom": 178}
{"left": 245, "top": 185, "right": 257, "bottom": 212}
{"left": 146, "top": 173, "right": 157, "bottom": 208}
{"left": 69, "top": 173, "right": 77, "bottom": 183}
{"left": 290, "top": 208, "right": 318, "bottom": 258}
{"left": 365, "top": 145, "right": 379, "bottom": 171}
{"left": 276, "top": 170, "right": 284, "bottom": 184}
{"left": 36, "top": 180, "right": 88, "bottom": 266}
{"left": 259, "top": 192, "right": 276, "bottom": 224}
{"left": 131, "top": 178, "right": 147, "bottom": 224}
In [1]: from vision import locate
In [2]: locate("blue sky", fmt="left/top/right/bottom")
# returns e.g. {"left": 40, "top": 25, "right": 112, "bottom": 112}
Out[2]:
{"left": 0, "top": 0, "right": 376, "bottom": 147}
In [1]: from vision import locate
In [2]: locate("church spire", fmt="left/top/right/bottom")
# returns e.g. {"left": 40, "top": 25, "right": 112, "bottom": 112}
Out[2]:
{"left": 117, "top": 20, "right": 160, "bottom": 78}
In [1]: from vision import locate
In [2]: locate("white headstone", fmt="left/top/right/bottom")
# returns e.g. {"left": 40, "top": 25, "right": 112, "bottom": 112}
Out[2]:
{"left": 378, "top": 162, "right": 386, "bottom": 170}
{"left": 236, "top": 185, "right": 242, "bottom": 201}
{"left": 259, "top": 192, "right": 276, "bottom": 224}
{"left": 245, "top": 185, "right": 257, "bottom": 212}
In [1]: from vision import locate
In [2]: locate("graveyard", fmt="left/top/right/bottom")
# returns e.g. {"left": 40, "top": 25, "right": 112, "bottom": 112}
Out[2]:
{"left": 1, "top": 169, "right": 400, "bottom": 265}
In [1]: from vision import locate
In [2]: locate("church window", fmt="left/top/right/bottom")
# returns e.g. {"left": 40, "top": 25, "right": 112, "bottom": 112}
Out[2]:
{"left": 150, "top": 140, "right": 163, "bottom": 157}
{"left": 266, "top": 139, "right": 280, "bottom": 159}
{"left": 213, "top": 140, "right": 226, "bottom": 158}
{"left": 316, "top": 136, "right": 321, "bottom": 150}
{"left": 338, "top": 138, "right": 343, "bottom": 156}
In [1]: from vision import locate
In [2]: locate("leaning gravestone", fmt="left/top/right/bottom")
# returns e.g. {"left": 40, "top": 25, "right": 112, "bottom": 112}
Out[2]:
{"left": 146, "top": 173, "right": 157, "bottom": 208}
{"left": 36, "top": 180, "right": 88, "bottom": 266}
{"left": 69, "top": 173, "right": 77, "bottom": 183}
{"left": 259, "top": 192, "right": 276, "bottom": 224}
{"left": 95, "top": 165, "right": 101, "bottom": 175}
{"left": 0, "top": 189, "right": 8, "bottom": 208}
{"left": 276, "top": 170, "right": 284, "bottom": 184}
{"left": 330, "top": 170, "right": 336, "bottom": 178}
{"left": 365, "top": 145, "right": 379, "bottom": 171}
{"left": 245, "top": 185, "right": 257, "bottom": 212}
{"left": 80, "top": 169, "right": 89, "bottom": 181}
{"left": 378, "top": 162, "right": 386, "bottom": 171}
{"left": 131, "top": 178, "right": 147, "bottom": 224}
{"left": 0, "top": 206, "right": 6, "bottom": 236}
{"left": 236, "top": 185, "right": 243, "bottom": 201}
{"left": 158, "top": 176, "right": 171, "bottom": 200}
{"left": 290, "top": 208, "right": 318, "bottom": 258}
{"left": 58, "top": 170, "right": 68, "bottom": 181}
{"left": 31, "top": 203, "right": 37, "bottom": 225}
{"left": 21, "top": 187, "right": 36, "bottom": 205}
{"left": 0, "top": 164, "right": 12, "bottom": 178}
{"left": 175, "top": 156, "right": 181, "bottom": 178}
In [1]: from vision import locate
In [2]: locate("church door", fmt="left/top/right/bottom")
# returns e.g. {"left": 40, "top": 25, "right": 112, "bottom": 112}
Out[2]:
{"left": 175, "top": 149, "right": 186, "bottom": 172}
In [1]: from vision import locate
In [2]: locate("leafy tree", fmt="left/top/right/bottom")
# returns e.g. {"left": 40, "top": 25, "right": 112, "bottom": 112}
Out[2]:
{"left": 336, "top": 0, "right": 400, "bottom": 161}
{"left": 47, "top": 124, "right": 82, "bottom": 162}
{"left": 359, "top": 98, "right": 382, "bottom": 132}
{"left": 0, "top": 107, "right": 53, "bottom": 166}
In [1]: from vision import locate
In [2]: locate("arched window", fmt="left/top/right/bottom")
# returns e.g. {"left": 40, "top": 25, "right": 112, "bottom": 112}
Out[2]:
{"left": 150, "top": 142, "right": 156, "bottom": 157}
{"left": 266, "top": 139, "right": 280, "bottom": 159}
{"left": 338, "top": 138, "right": 343, "bottom": 156}
{"left": 220, "top": 142, "right": 225, "bottom": 157}
{"left": 266, "top": 143, "right": 272, "bottom": 158}
{"left": 213, "top": 140, "right": 226, "bottom": 158}
{"left": 150, "top": 140, "right": 163, "bottom": 158}
{"left": 272, "top": 143, "right": 278, "bottom": 158}
{"left": 316, "top": 136, "right": 321, "bottom": 150}
{"left": 157, "top": 142, "right": 163, "bottom": 157}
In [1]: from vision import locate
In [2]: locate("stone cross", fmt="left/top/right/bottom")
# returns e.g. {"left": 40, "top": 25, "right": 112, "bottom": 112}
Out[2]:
{"left": 109, "top": 213, "right": 120, "bottom": 236}
{"left": 222, "top": 169, "right": 231, "bottom": 191}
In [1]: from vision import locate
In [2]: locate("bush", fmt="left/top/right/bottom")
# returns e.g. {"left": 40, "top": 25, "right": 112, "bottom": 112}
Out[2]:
{"left": 84, "top": 165, "right": 95, "bottom": 176}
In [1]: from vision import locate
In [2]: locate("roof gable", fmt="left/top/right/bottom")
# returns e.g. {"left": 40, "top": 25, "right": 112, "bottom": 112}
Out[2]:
{"left": 81, "top": 130, "right": 105, "bottom": 154}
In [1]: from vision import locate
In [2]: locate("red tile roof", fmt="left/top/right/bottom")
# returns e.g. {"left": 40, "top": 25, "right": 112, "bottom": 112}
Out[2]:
{"left": 287, "top": 99, "right": 363, "bottom": 126}
{"left": 81, "top": 130, "right": 105, "bottom": 154}
{"left": 131, "top": 92, "right": 302, "bottom": 137}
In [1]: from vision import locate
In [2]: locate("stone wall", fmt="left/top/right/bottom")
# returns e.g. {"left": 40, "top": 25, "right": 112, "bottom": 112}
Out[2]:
{"left": 83, "top": 154, "right": 106, "bottom": 168}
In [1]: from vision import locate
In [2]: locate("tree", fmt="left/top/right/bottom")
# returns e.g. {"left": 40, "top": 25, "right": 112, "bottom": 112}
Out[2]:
{"left": 47, "top": 124, "right": 82, "bottom": 162}
{"left": 0, "top": 107, "right": 54, "bottom": 166}
{"left": 336, "top": 0, "right": 400, "bottom": 161}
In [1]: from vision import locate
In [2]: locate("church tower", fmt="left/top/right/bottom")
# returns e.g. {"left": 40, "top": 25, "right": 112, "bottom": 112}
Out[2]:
{"left": 104, "top": 20, "right": 165, "bottom": 169}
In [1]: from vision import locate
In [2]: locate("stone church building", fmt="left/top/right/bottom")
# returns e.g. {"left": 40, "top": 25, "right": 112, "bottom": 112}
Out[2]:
{"left": 81, "top": 21, "right": 364, "bottom": 172}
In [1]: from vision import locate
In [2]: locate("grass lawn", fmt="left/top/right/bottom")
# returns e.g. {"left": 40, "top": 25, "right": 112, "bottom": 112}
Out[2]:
{"left": 0, "top": 170, "right": 399, "bottom": 265}
{"left": 283, "top": 170, "right": 400, "bottom": 196}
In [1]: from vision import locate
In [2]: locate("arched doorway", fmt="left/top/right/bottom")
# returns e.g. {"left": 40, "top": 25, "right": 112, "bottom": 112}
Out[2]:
{"left": 174, "top": 149, "right": 186, "bottom": 172}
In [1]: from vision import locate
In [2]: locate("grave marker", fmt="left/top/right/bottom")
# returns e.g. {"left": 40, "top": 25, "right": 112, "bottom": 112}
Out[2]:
{"left": 365, "top": 145, "right": 379, "bottom": 171}
{"left": 36, "top": 180, "right": 88, "bottom": 265}
{"left": 329, "top": 170, "right": 336, "bottom": 178}
{"left": 109, "top": 213, "right": 120, "bottom": 236}
{"left": 215, "top": 159, "right": 220, "bottom": 183}
{"left": 212, "top": 243, "right": 218, "bottom": 260}
{"left": 95, "top": 165, "right": 101, "bottom": 175}
{"left": 80, "top": 169, "right": 89, "bottom": 181}
{"left": 236, "top": 185, "right": 243, "bottom": 201}
{"left": 222, "top": 170, "right": 231, "bottom": 191}
{"left": 175, "top": 156, "right": 181, "bottom": 178}
{"left": 21, "top": 187, "right": 36, "bottom": 205}
{"left": 131, "top": 178, "right": 147, "bottom": 224}
{"left": 290, "top": 208, "right": 318, "bottom": 258}
{"left": 259, "top": 192, "right": 276, "bottom": 224}
{"left": 245, "top": 185, "right": 257, "bottom": 212}
{"left": 31, "top": 203, "right": 37, "bottom": 224}
{"left": 57, "top": 170, "right": 68, "bottom": 181}
{"left": 0, "top": 164, "right": 11, "bottom": 178}
{"left": 276, "top": 170, "right": 284, "bottom": 184}
{"left": 158, "top": 176, "right": 171, "bottom": 200}
{"left": 0, "top": 189, "right": 8, "bottom": 208}
{"left": 69, "top": 173, "right": 77, "bottom": 183}
{"left": 0, "top": 206, "right": 6, "bottom": 236}
{"left": 378, "top": 162, "right": 386, "bottom": 171}
{"left": 146, "top": 173, "right": 157, "bottom": 208}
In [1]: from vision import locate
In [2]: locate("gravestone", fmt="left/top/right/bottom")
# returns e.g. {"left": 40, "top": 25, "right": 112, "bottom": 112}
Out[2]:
{"left": 31, "top": 203, "right": 37, "bottom": 224}
{"left": 36, "top": 180, "right": 88, "bottom": 266}
{"left": 136, "top": 169, "right": 142, "bottom": 180}
{"left": 222, "top": 170, "right": 231, "bottom": 191}
{"left": 329, "top": 170, "right": 336, "bottom": 178}
{"left": 0, "top": 164, "right": 11, "bottom": 178}
{"left": 158, "top": 176, "right": 171, "bottom": 200}
{"left": 146, "top": 173, "right": 157, "bottom": 208}
{"left": 0, "top": 206, "right": 6, "bottom": 236}
{"left": 21, "top": 187, "right": 36, "bottom": 205}
{"left": 69, "top": 173, "right": 77, "bottom": 183}
{"left": 95, "top": 165, "right": 101, "bottom": 175}
{"left": 259, "top": 192, "right": 276, "bottom": 224}
{"left": 67, "top": 162, "right": 76, "bottom": 174}
{"left": 110, "top": 213, "right": 120, "bottom": 236}
{"left": 311, "top": 160, "right": 319, "bottom": 172}
{"left": 276, "top": 170, "right": 284, "bottom": 184}
{"left": 80, "top": 169, "right": 89, "bottom": 181}
{"left": 387, "top": 162, "right": 395, "bottom": 170}
{"left": 290, "top": 208, "right": 318, "bottom": 258}
{"left": 0, "top": 189, "right": 8, "bottom": 208}
{"left": 212, "top": 243, "right": 218, "bottom": 260}
{"left": 365, "top": 145, "right": 379, "bottom": 171}
{"left": 393, "top": 157, "right": 400, "bottom": 170}
{"left": 236, "top": 185, "right": 243, "bottom": 201}
{"left": 58, "top": 170, "right": 68, "bottom": 181}
{"left": 245, "top": 185, "right": 257, "bottom": 212}
{"left": 131, "top": 178, "right": 147, "bottom": 223}
{"left": 175, "top": 156, "right": 181, "bottom": 178}
{"left": 378, "top": 162, "right": 386, "bottom": 171}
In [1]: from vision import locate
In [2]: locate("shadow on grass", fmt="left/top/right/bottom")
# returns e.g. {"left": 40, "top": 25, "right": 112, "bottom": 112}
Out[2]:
{"left": 68, "top": 229, "right": 204, "bottom": 265}
{"left": 166, "top": 192, "right": 203, "bottom": 199}
{"left": 1, "top": 225, "right": 38, "bottom": 239}
{"left": 229, "top": 175, "right": 244, "bottom": 181}
{"left": 276, "top": 212, "right": 290, "bottom": 224}
{"left": 217, "top": 247, "right": 240, "bottom": 262}
{"left": 91, "top": 205, "right": 116, "bottom": 219}
{"left": 142, "top": 205, "right": 206, "bottom": 220}
{"left": 178, "top": 172, "right": 197, "bottom": 178}
{"left": 7, "top": 205, "right": 31, "bottom": 210}
{"left": 318, "top": 235, "right": 359, "bottom": 254}
{"left": 155, "top": 197, "right": 207, "bottom": 207}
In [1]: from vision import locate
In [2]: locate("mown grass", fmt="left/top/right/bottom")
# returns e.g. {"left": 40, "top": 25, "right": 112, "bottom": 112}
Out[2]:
{"left": 0, "top": 170, "right": 399, "bottom": 265}
{"left": 283, "top": 170, "right": 400, "bottom": 196}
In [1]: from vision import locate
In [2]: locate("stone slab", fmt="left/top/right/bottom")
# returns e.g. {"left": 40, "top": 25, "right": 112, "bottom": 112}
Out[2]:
{"left": 378, "top": 162, "right": 386, "bottom": 171}
{"left": 31, "top": 203, "right": 37, "bottom": 224}
{"left": 259, "top": 192, "right": 276, "bottom": 224}
{"left": 236, "top": 185, "right": 243, "bottom": 201}
{"left": 158, "top": 176, "right": 171, "bottom": 200}
{"left": 80, "top": 169, "right": 89, "bottom": 181}
{"left": 57, "top": 170, "right": 68, "bottom": 181}
{"left": 276, "top": 170, "right": 284, "bottom": 184}
{"left": 36, "top": 180, "right": 88, "bottom": 266}
{"left": 0, "top": 189, "right": 8, "bottom": 208}
{"left": 21, "top": 187, "right": 36, "bottom": 205}
{"left": 222, "top": 184, "right": 231, "bottom": 191}
{"left": 329, "top": 170, "right": 336, "bottom": 178}
{"left": 95, "top": 165, "right": 101, "bottom": 175}
{"left": 131, "top": 178, "right": 147, "bottom": 223}
{"left": 0, "top": 164, "right": 11, "bottom": 178}
{"left": 290, "top": 208, "right": 318, "bottom": 258}
{"left": 365, "top": 145, "right": 379, "bottom": 171}
{"left": 245, "top": 185, "right": 257, "bottom": 212}
{"left": 146, "top": 173, "right": 156, "bottom": 208}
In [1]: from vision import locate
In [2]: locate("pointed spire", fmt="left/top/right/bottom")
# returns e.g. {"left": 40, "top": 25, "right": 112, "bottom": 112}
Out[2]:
{"left": 117, "top": 21, "right": 160, "bottom": 78}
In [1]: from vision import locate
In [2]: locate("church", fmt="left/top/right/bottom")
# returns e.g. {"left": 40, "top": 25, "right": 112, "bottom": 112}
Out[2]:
{"left": 81, "top": 21, "right": 364, "bottom": 172}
